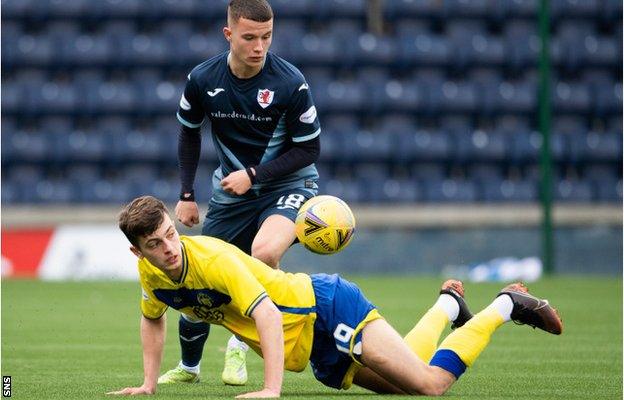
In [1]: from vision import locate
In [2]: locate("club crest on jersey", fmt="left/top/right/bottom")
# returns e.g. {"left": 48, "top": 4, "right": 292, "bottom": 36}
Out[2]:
{"left": 257, "top": 89, "right": 274, "bottom": 109}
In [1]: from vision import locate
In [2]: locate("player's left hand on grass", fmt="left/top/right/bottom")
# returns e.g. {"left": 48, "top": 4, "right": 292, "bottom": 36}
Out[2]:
{"left": 235, "top": 388, "right": 280, "bottom": 398}
{"left": 106, "top": 385, "right": 155, "bottom": 396}
{"left": 221, "top": 169, "right": 253, "bottom": 195}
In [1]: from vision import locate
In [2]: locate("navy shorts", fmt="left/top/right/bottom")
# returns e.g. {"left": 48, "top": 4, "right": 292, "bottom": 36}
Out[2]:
{"left": 309, "top": 274, "right": 381, "bottom": 390}
{"left": 201, "top": 188, "right": 315, "bottom": 254}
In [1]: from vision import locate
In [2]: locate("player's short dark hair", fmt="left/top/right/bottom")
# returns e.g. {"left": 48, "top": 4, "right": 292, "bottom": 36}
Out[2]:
{"left": 228, "top": 0, "right": 273, "bottom": 23}
{"left": 118, "top": 196, "right": 168, "bottom": 247}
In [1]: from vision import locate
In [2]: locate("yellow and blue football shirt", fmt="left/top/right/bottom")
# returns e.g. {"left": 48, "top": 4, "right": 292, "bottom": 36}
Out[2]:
{"left": 138, "top": 235, "right": 316, "bottom": 372}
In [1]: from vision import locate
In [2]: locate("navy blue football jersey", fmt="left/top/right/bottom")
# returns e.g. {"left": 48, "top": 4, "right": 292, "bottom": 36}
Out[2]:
{"left": 177, "top": 51, "right": 321, "bottom": 204}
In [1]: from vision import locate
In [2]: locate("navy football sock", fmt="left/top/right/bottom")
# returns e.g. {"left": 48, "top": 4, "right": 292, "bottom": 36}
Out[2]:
{"left": 179, "top": 315, "right": 210, "bottom": 368}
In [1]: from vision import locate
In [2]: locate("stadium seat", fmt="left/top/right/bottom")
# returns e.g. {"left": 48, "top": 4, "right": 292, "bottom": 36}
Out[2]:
{"left": 33, "top": 79, "right": 78, "bottom": 114}
{"left": 422, "top": 178, "right": 478, "bottom": 203}
{"left": 362, "top": 177, "right": 420, "bottom": 203}
{"left": 551, "top": 0, "right": 600, "bottom": 19}
{"left": 555, "top": 178, "right": 594, "bottom": 202}
{"left": 467, "top": 164, "right": 505, "bottom": 183}
{"left": 395, "top": 129, "right": 452, "bottom": 163}
{"left": 320, "top": 115, "right": 360, "bottom": 162}
{"left": 1, "top": 21, "right": 21, "bottom": 67}
{"left": 352, "top": 33, "right": 398, "bottom": 65}
{"left": 444, "top": 0, "right": 490, "bottom": 18}
{"left": 13, "top": 33, "right": 55, "bottom": 66}
{"left": 484, "top": 79, "right": 536, "bottom": 114}
{"left": 270, "top": 0, "right": 313, "bottom": 17}
{"left": 144, "top": 0, "right": 198, "bottom": 19}
{"left": 379, "top": 79, "right": 423, "bottom": 112}
{"left": 0, "top": 78, "right": 22, "bottom": 114}
{"left": 399, "top": 32, "right": 452, "bottom": 67}
{"left": 33, "top": 179, "right": 75, "bottom": 204}
{"left": 553, "top": 81, "right": 592, "bottom": 114}
{"left": 112, "top": 127, "right": 165, "bottom": 163}
{"left": 503, "top": 22, "right": 539, "bottom": 70}
{"left": 385, "top": 0, "right": 445, "bottom": 19}
{"left": 570, "top": 131, "right": 622, "bottom": 162}
{"left": 341, "top": 131, "right": 394, "bottom": 162}
{"left": 92, "top": 0, "right": 144, "bottom": 18}
{"left": 316, "top": 0, "right": 366, "bottom": 19}
{"left": 290, "top": 31, "right": 340, "bottom": 66}
{"left": 509, "top": 130, "right": 541, "bottom": 163}
{"left": 410, "top": 163, "right": 447, "bottom": 182}
{"left": 481, "top": 178, "right": 538, "bottom": 203}
{"left": 454, "top": 129, "right": 508, "bottom": 162}
{"left": 323, "top": 178, "right": 364, "bottom": 203}
{"left": 593, "top": 179, "right": 622, "bottom": 203}
{"left": 7, "top": 128, "right": 53, "bottom": 163}
{"left": 0, "top": 119, "right": 17, "bottom": 163}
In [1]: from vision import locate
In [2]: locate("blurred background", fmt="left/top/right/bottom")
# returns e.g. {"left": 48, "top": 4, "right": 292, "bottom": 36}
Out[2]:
{"left": 1, "top": 0, "right": 622, "bottom": 279}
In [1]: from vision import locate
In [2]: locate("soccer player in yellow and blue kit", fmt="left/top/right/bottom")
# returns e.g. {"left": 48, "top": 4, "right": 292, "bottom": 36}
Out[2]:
{"left": 110, "top": 196, "right": 563, "bottom": 398}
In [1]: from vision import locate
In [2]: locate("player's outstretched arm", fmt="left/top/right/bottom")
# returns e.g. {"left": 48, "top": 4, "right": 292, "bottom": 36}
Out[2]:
{"left": 236, "top": 297, "right": 283, "bottom": 398}
{"left": 107, "top": 315, "right": 167, "bottom": 396}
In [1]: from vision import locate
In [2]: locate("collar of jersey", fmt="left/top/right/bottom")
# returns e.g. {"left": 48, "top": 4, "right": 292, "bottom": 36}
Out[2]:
{"left": 171, "top": 241, "right": 189, "bottom": 285}
{"left": 226, "top": 51, "right": 269, "bottom": 87}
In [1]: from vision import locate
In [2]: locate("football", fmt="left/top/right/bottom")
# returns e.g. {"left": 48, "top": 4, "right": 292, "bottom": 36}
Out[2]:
{"left": 295, "top": 195, "right": 356, "bottom": 255}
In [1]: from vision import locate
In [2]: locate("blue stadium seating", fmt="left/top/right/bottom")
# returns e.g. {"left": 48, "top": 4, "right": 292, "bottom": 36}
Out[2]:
{"left": 1, "top": 1, "right": 621, "bottom": 204}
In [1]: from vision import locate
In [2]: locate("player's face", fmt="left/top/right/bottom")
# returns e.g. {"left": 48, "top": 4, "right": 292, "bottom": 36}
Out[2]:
{"left": 224, "top": 17, "right": 273, "bottom": 73}
{"left": 132, "top": 213, "right": 183, "bottom": 277}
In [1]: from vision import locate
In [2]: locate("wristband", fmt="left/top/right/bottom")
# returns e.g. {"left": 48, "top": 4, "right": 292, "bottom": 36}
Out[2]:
{"left": 245, "top": 167, "right": 257, "bottom": 184}
{"left": 179, "top": 190, "right": 195, "bottom": 202}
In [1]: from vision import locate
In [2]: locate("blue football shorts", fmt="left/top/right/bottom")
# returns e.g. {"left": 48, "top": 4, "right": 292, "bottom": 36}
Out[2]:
{"left": 309, "top": 273, "right": 383, "bottom": 390}
{"left": 201, "top": 188, "right": 315, "bottom": 254}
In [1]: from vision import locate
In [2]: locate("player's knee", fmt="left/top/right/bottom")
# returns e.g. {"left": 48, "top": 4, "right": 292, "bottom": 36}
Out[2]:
{"left": 403, "top": 368, "right": 450, "bottom": 396}
{"left": 251, "top": 243, "right": 280, "bottom": 268}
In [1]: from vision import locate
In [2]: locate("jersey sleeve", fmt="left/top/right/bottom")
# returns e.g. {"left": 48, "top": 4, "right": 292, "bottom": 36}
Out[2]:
{"left": 284, "top": 79, "right": 321, "bottom": 143}
{"left": 209, "top": 252, "right": 269, "bottom": 317}
{"left": 177, "top": 74, "right": 205, "bottom": 129}
{"left": 140, "top": 279, "right": 168, "bottom": 320}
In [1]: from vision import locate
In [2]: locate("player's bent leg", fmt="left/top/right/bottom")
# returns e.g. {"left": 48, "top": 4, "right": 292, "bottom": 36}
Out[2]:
{"left": 404, "top": 279, "right": 473, "bottom": 363}
{"left": 359, "top": 318, "right": 456, "bottom": 396}
{"left": 352, "top": 366, "right": 406, "bottom": 394}
{"left": 159, "top": 314, "right": 209, "bottom": 384}
{"left": 251, "top": 214, "right": 297, "bottom": 268}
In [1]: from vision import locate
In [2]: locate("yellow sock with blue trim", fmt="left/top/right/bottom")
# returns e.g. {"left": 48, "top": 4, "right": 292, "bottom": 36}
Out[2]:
{"left": 429, "top": 304, "right": 506, "bottom": 378}
{"left": 404, "top": 294, "right": 458, "bottom": 362}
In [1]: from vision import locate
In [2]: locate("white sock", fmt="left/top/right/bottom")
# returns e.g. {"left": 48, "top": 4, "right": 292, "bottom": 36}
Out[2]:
{"left": 179, "top": 361, "right": 200, "bottom": 374}
{"left": 488, "top": 294, "right": 514, "bottom": 322}
{"left": 435, "top": 293, "right": 460, "bottom": 322}
{"left": 227, "top": 335, "right": 249, "bottom": 352}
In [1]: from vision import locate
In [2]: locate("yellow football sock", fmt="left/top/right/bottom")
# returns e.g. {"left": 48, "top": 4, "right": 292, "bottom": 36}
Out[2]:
{"left": 404, "top": 305, "right": 449, "bottom": 362}
{"left": 436, "top": 306, "right": 504, "bottom": 367}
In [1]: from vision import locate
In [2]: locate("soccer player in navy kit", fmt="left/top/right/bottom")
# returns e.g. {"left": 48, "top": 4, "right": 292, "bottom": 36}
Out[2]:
{"left": 158, "top": 0, "right": 322, "bottom": 386}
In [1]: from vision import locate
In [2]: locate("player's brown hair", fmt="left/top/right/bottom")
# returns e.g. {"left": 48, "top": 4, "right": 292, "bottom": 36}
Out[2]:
{"left": 228, "top": 0, "right": 273, "bottom": 24}
{"left": 118, "top": 196, "right": 168, "bottom": 247}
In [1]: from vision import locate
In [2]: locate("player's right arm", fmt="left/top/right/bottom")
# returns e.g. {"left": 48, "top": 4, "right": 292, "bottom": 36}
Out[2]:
{"left": 107, "top": 314, "right": 166, "bottom": 396}
{"left": 176, "top": 73, "right": 205, "bottom": 227}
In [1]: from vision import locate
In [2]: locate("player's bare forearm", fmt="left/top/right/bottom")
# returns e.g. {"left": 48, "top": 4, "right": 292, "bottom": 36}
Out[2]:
{"left": 140, "top": 315, "right": 166, "bottom": 392}
{"left": 240, "top": 298, "right": 283, "bottom": 398}
{"left": 107, "top": 315, "right": 166, "bottom": 395}
{"left": 220, "top": 169, "right": 253, "bottom": 195}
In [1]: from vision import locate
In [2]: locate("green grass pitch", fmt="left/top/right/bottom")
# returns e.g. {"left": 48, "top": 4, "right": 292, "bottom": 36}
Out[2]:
{"left": 2, "top": 276, "right": 621, "bottom": 399}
